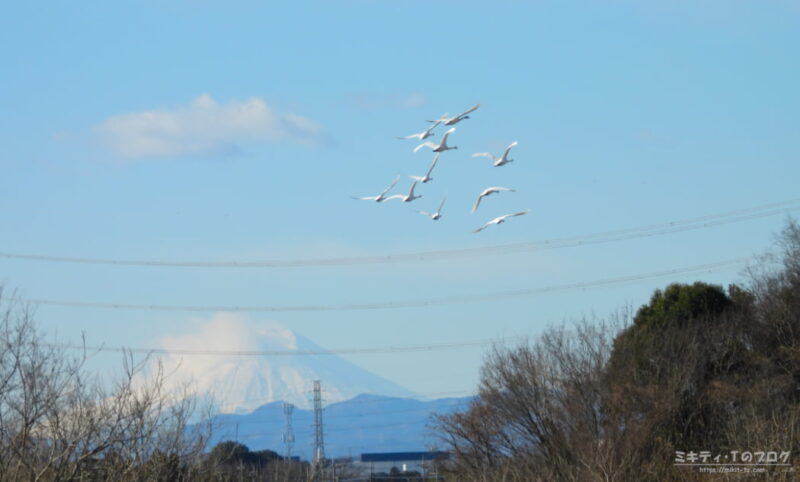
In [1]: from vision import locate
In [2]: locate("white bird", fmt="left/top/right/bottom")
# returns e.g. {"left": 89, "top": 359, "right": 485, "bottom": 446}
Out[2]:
{"left": 397, "top": 121, "right": 441, "bottom": 140}
{"left": 473, "top": 210, "right": 529, "bottom": 233}
{"left": 414, "top": 127, "right": 457, "bottom": 153}
{"left": 409, "top": 154, "right": 440, "bottom": 184}
{"left": 427, "top": 104, "right": 480, "bottom": 126}
{"left": 384, "top": 180, "right": 422, "bottom": 203}
{"left": 418, "top": 196, "right": 447, "bottom": 220}
{"left": 471, "top": 186, "right": 516, "bottom": 213}
{"left": 472, "top": 141, "right": 518, "bottom": 167}
{"left": 351, "top": 176, "right": 400, "bottom": 202}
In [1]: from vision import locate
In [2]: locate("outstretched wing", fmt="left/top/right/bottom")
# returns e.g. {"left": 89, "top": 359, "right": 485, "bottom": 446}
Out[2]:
{"left": 439, "top": 127, "right": 456, "bottom": 145}
{"left": 426, "top": 153, "right": 440, "bottom": 177}
{"left": 473, "top": 221, "right": 491, "bottom": 233}
{"left": 396, "top": 132, "right": 422, "bottom": 140}
{"left": 489, "top": 186, "right": 515, "bottom": 194}
{"left": 407, "top": 180, "right": 419, "bottom": 198}
{"left": 472, "top": 152, "right": 496, "bottom": 161}
{"left": 413, "top": 141, "right": 437, "bottom": 153}
{"left": 437, "top": 196, "right": 447, "bottom": 213}
{"left": 494, "top": 210, "right": 529, "bottom": 223}
{"left": 456, "top": 103, "right": 480, "bottom": 119}
{"left": 471, "top": 193, "right": 484, "bottom": 213}
{"left": 425, "top": 113, "right": 449, "bottom": 123}
{"left": 424, "top": 121, "right": 441, "bottom": 135}
{"left": 502, "top": 141, "right": 519, "bottom": 157}
{"left": 380, "top": 176, "right": 400, "bottom": 196}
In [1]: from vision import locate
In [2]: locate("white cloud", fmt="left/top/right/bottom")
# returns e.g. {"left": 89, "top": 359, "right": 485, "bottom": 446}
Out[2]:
{"left": 141, "top": 313, "right": 302, "bottom": 409}
{"left": 398, "top": 93, "right": 426, "bottom": 108}
{"left": 94, "top": 94, "right": 326, "bottom": 159}
{"left": 158, "top": 312, "right": 297, "bottom": 356}
{"left": 155, "top": 313, "right": 302, "bottom": 383}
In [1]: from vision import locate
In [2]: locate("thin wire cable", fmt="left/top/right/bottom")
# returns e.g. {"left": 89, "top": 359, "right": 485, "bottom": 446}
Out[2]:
{"left": 62, "top": 336, "right": 524, "bottom": 357}
{"left": 235, "top": 421, "right": 439, "bottom": 435}
{"left": 206, "top": 392, "right": 475, "bottom": 420}
{"left": 289, "top": 421, "right": 435, "bottom": 435}
{"left": 14, "top": 257, "right": 749, "bottom": 313}
{"left": 221, "top": 401, "right": 474, "bottom": 428}
{"left": 1, "top": 199, "right": 797, "bottom": 268}
{"left": 215, "top": 390, "right": 475, "bottom": 410}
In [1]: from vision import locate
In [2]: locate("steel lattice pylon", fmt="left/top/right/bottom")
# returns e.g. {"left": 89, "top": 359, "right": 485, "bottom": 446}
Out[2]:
{"left": 312, "top": 380, "right": 325, "bottom": 465}
{"left": 282, "top": 402, "right": 295, "bottom": 459}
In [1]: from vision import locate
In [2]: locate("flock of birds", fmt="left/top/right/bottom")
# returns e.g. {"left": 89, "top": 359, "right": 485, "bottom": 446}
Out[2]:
{"left": 352, "top": 103, "right": 528, "bottom": 233}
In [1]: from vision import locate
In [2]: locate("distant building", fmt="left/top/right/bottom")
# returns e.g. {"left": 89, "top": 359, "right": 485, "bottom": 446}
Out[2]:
{"left": 359, "top": 451, "right": 449, "bottom": 475}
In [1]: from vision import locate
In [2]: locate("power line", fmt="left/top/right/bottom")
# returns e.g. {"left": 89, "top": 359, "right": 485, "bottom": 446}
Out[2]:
{"left": 211, "top": 394, "right": 474, "bottom": 424}
{"left": 326, "top": 390, "right": 475, "bottom": 403}
{"left": 64, "top": 336, "right": 524, "bottom": 357}
{"left": 228, "top": 419, "right": 447, "bottom": 437}
{"left": 226, "top": 401, "right": 474, "bottom": 428}
{"left": 67, "top": 340, "right": 510, "bottom": 357}
{"left": 15, "top": 257, "right": 749, "bottom": 313}
{"left": 0, "top": 198, "right": 797, "bottom": 269}
{"left": 243, "top": 420, "right": 442, "bottom": 436}
{"left": 215, "top": 390, "right": 475, "bottom": 411}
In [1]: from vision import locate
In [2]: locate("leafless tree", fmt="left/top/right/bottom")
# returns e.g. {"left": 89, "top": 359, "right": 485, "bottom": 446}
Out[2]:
{"left": 0, "top": 289, "right": 213, "bottom": 481}
{"left": 434, "top": 220, "right": 800, "bottom": 482}
{"left": 434, "top": 315, "right": 633, "bottom": 481}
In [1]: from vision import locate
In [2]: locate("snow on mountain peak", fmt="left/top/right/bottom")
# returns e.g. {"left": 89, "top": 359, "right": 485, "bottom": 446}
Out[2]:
{"left": 253, "top": 324, "right": 298, "bottom": 350}
{"left": 152, "top": 313, "right": 415, "bottom": 413}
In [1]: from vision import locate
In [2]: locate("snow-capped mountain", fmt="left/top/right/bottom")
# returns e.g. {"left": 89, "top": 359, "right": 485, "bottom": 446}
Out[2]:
{"left": 153, "top": 313, "right": 417, "bottom": 413}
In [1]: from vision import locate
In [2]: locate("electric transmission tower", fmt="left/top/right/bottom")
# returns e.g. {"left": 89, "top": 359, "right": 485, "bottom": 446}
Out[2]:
{"left": 312, "top": 380, "right": 326, "bottom": 467}
{"left": 282, "top": 402, "right": 295, "bottom": 459}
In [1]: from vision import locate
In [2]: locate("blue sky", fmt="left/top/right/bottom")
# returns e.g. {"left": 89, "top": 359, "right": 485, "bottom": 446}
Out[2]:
{"left": 1, "top": 0, "right": 799, "bottom": 397}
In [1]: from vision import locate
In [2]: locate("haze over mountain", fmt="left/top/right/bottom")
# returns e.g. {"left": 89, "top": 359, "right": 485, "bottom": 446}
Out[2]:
{"left": 209, "top": 395, "right": 472, "bottom": 459}
{"left": 153, "top": 313, "right": 417, "bottom": 413}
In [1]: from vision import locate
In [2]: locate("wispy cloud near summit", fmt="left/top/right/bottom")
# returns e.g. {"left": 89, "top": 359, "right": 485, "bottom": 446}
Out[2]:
{"left": 149, "top": 313, "right": 415, "bottom": 413}
{"left": 94, "top": 94, "right": 326, "bottom": 159}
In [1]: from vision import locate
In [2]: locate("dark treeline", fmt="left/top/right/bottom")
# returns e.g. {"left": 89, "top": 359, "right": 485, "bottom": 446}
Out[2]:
{"left": 434, "top": 220, "right": 800, "bottom": 481}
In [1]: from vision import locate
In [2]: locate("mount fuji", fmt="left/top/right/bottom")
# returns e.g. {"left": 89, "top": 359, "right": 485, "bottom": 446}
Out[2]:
{"left": 154, "top": 313, "right": 418, "bottom": 413}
